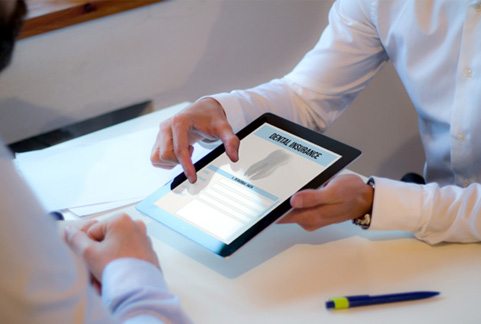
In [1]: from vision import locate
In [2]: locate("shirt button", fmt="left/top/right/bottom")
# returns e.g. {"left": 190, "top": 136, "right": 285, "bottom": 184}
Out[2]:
{"left": 464, "top": 67, "right": 473, "bottom": 78}
{"left": 455, "top": 132, "right": 465, "bottom": 141}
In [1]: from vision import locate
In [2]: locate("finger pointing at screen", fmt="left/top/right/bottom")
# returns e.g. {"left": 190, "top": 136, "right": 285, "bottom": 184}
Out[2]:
{"left": 150, "top": 97, "right": 240, "bottom": 183}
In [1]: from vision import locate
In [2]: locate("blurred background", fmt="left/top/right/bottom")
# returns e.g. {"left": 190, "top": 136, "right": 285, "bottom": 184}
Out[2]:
{"left": 0, "top": 0, "right": 424, "bottom": 178}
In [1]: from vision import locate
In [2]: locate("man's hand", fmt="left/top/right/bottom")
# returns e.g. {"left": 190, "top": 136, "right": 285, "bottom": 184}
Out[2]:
{"left": 151, "top": 97, "right": 240, "bottom": 183}
{"left": 65, "top": 214, "right": 159, "bottom": 282}
{"left": 278, "top": 174, "right": 374, "bottom": 231}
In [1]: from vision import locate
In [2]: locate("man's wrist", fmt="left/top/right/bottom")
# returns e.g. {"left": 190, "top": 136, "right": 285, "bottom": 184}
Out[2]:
{"left": 197, "top": 97, "right": 226, "bottom": 116}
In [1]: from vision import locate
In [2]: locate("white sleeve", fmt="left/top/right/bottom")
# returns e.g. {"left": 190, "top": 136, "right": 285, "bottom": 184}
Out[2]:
{"left": 211, "top": 0, "right": 387, "bottom": 133}
{"left": 370, "top": 177, "right": 481, "bottom": 244}
{"left": 102, "top": 259, "right": 191, "bottom": 324}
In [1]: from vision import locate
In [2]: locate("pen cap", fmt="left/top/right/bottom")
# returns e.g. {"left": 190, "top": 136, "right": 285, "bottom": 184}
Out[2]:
{"left": 326, "top": 297, "right": 350, "bottom": 309}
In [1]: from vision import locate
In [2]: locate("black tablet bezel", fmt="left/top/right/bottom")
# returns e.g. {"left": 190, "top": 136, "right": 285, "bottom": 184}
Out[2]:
{"left": 137, "top": 113, "right": 361, "bottom": 257}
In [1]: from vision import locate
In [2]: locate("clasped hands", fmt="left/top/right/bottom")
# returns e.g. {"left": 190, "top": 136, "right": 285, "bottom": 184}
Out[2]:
{"left": 64, "top": 214, "right": 160, "bottom": 289}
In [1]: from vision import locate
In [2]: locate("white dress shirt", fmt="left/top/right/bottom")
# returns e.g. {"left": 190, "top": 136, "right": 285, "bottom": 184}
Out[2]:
{"left": 210, "top": 0, "right": 481, "bottom": 244}
{"left": 0, "top": 144, "right": 190, "bottom": 323}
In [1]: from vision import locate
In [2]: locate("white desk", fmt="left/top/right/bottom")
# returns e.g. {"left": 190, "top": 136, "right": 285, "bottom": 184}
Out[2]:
{"left": 51, "top": 103, "right": 481, "bottom": 324}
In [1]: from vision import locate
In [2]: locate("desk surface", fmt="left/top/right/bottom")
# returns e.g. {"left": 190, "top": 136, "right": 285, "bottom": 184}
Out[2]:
{"left": 63, "top": 102, "right": 481, "bottom": 324}
{"left": 122, "top": 205, "right": 481, "bottom": 324}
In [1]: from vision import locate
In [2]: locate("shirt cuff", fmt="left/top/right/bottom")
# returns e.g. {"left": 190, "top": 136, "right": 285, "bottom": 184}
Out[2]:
{"left": 369, "top": 177, "right": 425, "bottom": 233}
{"left": 208, "top": 92, "right": 247, "bottom": 133}
{"left": 101, "top": 258, "right": 168, "bottom": 308}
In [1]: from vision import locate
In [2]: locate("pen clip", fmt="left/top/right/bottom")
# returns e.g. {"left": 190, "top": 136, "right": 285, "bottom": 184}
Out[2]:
{"left": 343, "top": 295, "right": 370, "bottom": 301}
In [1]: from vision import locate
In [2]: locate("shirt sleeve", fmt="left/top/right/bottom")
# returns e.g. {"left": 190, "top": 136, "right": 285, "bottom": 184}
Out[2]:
{"left": 370, "top": 177, "right": 481, "bottom": 244}
{"left": 102, "top": 259, "right": 191, "bottom": 324}
{"left": 0, "top": 145, "right": 114, "bottom": 324}
{"left": 211, "top": 0, "right": 387, "bottom": 133}
{"left": 0, "top": 143, "right": 189, "bottom": 323}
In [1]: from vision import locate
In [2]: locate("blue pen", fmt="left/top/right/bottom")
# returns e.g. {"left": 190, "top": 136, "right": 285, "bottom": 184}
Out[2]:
{"left": 49, "top": 211, "right": 64, "bottom": 221}
{"left": 326, "top": 291, "right": 440, "bottom": 310}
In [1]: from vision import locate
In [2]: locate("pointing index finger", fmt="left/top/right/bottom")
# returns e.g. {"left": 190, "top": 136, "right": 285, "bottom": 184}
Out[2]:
{"left": 172, "top": 117, "right": 197, "bottom": 183}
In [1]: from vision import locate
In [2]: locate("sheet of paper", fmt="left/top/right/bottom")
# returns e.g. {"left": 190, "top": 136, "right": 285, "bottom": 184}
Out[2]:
{"left": 15, "top": 127, "right": 211, "bottom": 211}
{"left": 68, "top": 196, "right": 144, "bottom": 217}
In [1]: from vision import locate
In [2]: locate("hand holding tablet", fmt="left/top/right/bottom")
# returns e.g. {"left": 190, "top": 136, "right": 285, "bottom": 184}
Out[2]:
{"left": 138, "top": 113, "right": 361, "bottom": 257}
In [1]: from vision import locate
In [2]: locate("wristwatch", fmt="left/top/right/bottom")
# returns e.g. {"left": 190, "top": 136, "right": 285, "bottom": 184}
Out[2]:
{"left": 352, "top": 177, "right": 375, "bottom": 230}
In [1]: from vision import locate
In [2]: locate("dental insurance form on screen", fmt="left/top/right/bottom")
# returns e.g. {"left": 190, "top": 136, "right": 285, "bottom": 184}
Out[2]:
{"left": 153, "top": 123, "right": 342, "bottom": 244}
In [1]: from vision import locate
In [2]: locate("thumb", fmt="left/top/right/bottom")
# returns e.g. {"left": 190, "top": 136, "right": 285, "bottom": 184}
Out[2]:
{"left": 290, "top": 189, "right": 325, "bottom": 208}
{"left": 65, "top": 225, "right": 97, "bottom": 257}
{"left": 87, "top": 221, "right": 108, "bottom": 242}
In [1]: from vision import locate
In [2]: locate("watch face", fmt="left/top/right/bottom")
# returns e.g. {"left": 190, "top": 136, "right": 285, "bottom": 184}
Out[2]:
{"left": 353, "top": 177, "right": 375, "bottom": 229}
{"left": 353, "top": 214, "right": 371, "bottom": 229}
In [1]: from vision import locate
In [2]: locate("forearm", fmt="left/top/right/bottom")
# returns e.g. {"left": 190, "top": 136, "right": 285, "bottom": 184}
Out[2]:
{"left": 370, "top": 177, "right": 481, "bottom": 244}
{"left": 210, "top": 78, "right": 337, "bottom": 133}
{"left": 210, "top": 0, "right": 387, "bottom": 134}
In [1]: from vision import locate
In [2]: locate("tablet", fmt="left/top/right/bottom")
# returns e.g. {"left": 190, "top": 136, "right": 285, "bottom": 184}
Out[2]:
{"left": 136, "top": 113, "right": 361, "bottom": 257}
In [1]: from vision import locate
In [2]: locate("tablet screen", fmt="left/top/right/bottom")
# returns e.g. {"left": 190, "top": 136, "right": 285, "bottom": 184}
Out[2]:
{"left": 137, "top": 113, "right": 360, "bottom": 257}
{"left": 152, "top": 123, "right": 341, "bottom": 244}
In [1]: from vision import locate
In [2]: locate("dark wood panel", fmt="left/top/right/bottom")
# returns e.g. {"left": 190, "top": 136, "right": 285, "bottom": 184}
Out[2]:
{"left": 20, "top": 0, "right": 163, "bottom": 39}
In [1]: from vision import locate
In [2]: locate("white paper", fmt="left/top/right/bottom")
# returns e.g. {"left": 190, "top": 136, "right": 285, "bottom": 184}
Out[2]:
{"left": 15, "top": 127, "right": 211, "bottom": 211}
{"left": 68, "top": 196, "right": 143, "bottom": 217}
